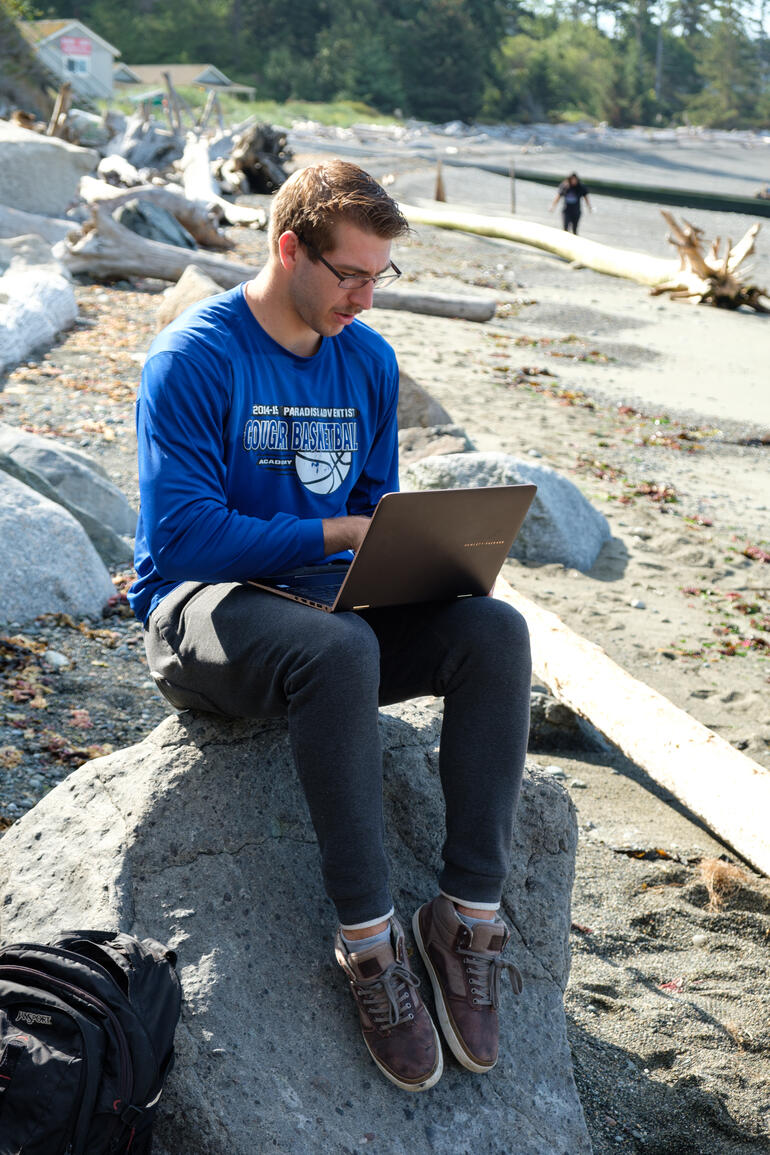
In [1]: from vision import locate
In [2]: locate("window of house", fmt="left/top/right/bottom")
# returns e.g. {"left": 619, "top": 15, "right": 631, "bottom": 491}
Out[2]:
{"left": 65, "top": 56, "right": 90, "bottom": 74}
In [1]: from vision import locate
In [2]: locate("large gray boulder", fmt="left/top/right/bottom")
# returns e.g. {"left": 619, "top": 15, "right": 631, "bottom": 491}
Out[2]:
{"left": 0, "top": 263, "right": 78, "bottom": 374}
{"left": 398, "top": 370, "right": 453, "bottom": 429}
{"left": 405, "top": 451, "right": 611, "bottom": 572}
{"left": 0, "top": 703, "right": 590, "bottom": 1155}
{"left": 0, "top": 471, "right": 116, "bottom": 624}
{"left": 0, "top": 122, "right": 98, "bottom": 216}
{"left": 0, "top": 423, "right": 137, "bottom": 541}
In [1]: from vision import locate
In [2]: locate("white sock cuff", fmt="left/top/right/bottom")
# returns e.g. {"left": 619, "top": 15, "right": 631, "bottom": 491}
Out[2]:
{"left": 440, "top": 890, "right": 500, "bottom": 912}
{"left": 340, "top": 907, "right": 394, "bottom": 932}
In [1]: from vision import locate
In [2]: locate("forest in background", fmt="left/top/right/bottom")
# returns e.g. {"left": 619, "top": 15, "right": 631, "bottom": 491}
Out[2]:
{"left": 9, "top": 0, "right": 770, "bottom": 128}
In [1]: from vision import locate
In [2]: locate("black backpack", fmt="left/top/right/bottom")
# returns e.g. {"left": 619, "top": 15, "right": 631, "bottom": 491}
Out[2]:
{"left": 0, "top": 930, "right": 182, "bottom": 1155}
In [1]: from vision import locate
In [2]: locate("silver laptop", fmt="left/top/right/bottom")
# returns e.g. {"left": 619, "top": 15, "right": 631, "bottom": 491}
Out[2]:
{"left": 247, "top": 485, "right": 536, "bottom": 613}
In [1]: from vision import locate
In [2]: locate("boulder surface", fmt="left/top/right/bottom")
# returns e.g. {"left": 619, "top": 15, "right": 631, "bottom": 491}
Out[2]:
{"left": 405, "top": 451, "right": 611, "bottom": 572}
{"left": 0, "top": 471, "right": 116, "bottom": 624}
{"left": 0, "top": 422, "right": 137, "bottom": 539}
{"left": 0, "top": 702, "right": 590, "bottom": 1155}
{"left": 0, "top": 122, "right": 97, "bottom": 216}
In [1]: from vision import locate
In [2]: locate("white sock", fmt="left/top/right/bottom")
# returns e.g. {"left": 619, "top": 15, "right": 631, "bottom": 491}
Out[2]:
{"left": 341, "top": 925, "right": 391, "bottom": 952}
{"left": 457, "top": 909, "right": 499, "bottom": 928}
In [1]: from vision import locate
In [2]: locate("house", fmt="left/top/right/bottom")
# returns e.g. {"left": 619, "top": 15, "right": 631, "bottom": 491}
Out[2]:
{"left": 116, "top": 63, "right": 255, "bottom": 101}
{"left": 20, "top": 19, "right": 120, "bottom": 102}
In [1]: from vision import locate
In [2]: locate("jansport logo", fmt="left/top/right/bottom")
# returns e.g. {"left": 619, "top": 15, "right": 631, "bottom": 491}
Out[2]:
{"left": 16, "top": 1010, "right": 53, "bottom": 1026}
{"left": 464, "top": 540, "right": 505, "bottom": 547}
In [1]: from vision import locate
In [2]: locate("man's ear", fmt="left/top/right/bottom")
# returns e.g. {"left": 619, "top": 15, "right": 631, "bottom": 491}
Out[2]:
{"left": 278, "top": 230, "right": 301, "bottom": 271}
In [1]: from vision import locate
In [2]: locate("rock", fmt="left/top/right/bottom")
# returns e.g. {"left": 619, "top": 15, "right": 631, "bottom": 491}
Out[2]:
{"left": 0, "top": 122, "right": 98, "bottom": 216}
{"left": 0, "top": 264, "right": 78, "bottom": 374}
{"left": 0, "top": 423, "right": 137, "bottom": 537}
{"left": 0, "top": 450, "right": 132, "bottom": 566}
{"left": 529, "top": 689, "right": 605, "bottom": 753}
{"left": 115, "top": 199, "right": 198, "bottom": 250}
{"left": 0, "top": 703, "right": 590, "bottom": 1155}
{"left": 398, "top": 423, "right": 475, "bottom": 468}
{"left": 397, "top": 371, "right": 453, "bottom": 428}
{"left": 0, "top": 234, "right": 64, "bottom": 273}
{"left": 156, "top": 264, "right": 224, "bottom": 329}
{"left": 0, "top": 471, "right": 116, "bottom": 624}
{"left": 404, "top": 451, "right": 611, "bottom": 572}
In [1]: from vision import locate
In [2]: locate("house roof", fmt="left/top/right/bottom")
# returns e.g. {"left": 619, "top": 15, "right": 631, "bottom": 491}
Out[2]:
{"left": 118, "top": 63, "right": 253, "bottom": 93}
{"left": 120, "top": 64, "right": 232, "bottom": 88}
{"left": 20, "top": 19, "right": 121, "bottom": 58}
{"left": 113, "top": 63, "right": 142, "bottom": 84}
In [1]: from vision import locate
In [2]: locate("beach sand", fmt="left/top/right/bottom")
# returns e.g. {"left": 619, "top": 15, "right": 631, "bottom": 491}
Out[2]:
{"left": 0, "top": 126, "right": 768, "bottom": 1152}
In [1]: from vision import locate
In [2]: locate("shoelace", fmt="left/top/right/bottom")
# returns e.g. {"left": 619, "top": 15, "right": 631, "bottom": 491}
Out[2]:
{"left": 460, "top": 943, "right": 524, "bottom": 1007}
{"left": 354, "top": 961, "right": 420, "bottom": 1028}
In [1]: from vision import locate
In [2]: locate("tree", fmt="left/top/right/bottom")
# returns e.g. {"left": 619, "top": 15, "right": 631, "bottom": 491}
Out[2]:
{"left": 396, "top": 0, "right": 488, "bottom": 122}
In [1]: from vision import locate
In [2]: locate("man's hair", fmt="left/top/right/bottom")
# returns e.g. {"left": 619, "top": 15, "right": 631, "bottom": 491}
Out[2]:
{"left": 269, "top": 159, "right": 409, "bottom": 254}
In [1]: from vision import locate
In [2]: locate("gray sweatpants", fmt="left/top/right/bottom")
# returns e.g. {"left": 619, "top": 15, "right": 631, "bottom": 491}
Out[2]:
{"left": 144, "top": 581, "right": 531, "bottom": 926}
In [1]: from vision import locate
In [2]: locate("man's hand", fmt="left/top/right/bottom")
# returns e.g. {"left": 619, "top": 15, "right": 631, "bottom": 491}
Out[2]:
{"left": 322, "top": 515, "right": 371, "bottom": 555}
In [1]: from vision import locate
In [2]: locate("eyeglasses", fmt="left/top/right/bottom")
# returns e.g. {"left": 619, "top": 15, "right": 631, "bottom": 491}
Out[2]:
{"left": 297, "top": 235, "right": 401, "bottom": 290}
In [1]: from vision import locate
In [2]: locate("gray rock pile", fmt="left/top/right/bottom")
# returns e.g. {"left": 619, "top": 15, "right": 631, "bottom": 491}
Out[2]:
{"left": 0, "top": 423, "right": 137, "bottom": 623}
{"left": 0, "top": 702, "right": 590, "bottom": 1155}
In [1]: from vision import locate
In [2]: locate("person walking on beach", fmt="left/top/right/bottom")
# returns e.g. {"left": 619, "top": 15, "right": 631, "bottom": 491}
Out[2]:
{"left": 550, "top": 172, "right": 592, "bottom": 234}
{"left": 129, "top": 159, "right": 531, "bottom": 1093}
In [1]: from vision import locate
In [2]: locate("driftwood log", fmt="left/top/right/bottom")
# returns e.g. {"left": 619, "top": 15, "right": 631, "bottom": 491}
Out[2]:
{"left": 218, "top": 121, "right": 291, "bottom": 194}
{"left": 80, "top": 175, "right": 233, "bottom": 250}
{"left": 178, "top": 137, "right": 267, "bottom": 229}
{"left": 54, "top": 206, "right": 497, "bottom": 324}
{"left": 373, "top": 288, "right": 496, "bottom": 321}
{"left": 54, "top": 205, "right": 255, "bottom": 286}
{"left": 495, "top": 577, "right": 770, "bottom": 876}
{"left": 401, "top": 201, "right": 770, "bottom": 311}
{"left": 0, "top": 204, "right": 74, "bottom": 245}
{"left": 652, "top": 210, "right": 770, "bottom": 311}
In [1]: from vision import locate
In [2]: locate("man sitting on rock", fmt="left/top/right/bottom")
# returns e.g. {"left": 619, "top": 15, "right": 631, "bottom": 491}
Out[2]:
{"left": 128, "top": 159, "right": 531, "bottom": 1092}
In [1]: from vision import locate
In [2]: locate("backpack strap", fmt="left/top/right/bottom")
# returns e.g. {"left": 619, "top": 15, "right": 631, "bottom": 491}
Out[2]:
{"left": 0, "top": 1036, "right": 25, "bottom": 1097}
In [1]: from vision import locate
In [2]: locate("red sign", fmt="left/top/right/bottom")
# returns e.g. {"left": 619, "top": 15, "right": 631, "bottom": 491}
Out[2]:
{"left": 59, "top": 36, "right": 92, "bottom": 56}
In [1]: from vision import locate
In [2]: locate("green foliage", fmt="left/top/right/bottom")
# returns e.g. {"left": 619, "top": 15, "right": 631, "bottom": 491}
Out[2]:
{"left": 105, "top": 91, "right": 399, "bottom": 130}
{"left": 27, "top": 0, "right": 770, "bottom": 128}
{"left": 397, "top": 0, "right": 488, "bottom": 122}
{"left": 490, "top": 20, "right": 620, "bottom": 123}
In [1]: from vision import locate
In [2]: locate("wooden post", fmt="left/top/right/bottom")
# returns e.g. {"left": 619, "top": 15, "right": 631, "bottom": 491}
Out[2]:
{"left": 198, "top": 89, "right": 217, "bottom": 132}
{"left": 434, "top": 159, "right": 446, "bottom": 203}
{"left": 510, "top": 161, "right": 516, "bottom": 214}
{"left": 46, "top": 82, "right": 72, "bottom": 137}
{"left": 494, "top": 576, "right": 770, "bottom": 875}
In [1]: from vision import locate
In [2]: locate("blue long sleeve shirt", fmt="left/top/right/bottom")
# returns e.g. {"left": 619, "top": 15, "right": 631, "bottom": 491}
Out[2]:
{"left": 129, "top": 284, "right": 400, "bottom": 623}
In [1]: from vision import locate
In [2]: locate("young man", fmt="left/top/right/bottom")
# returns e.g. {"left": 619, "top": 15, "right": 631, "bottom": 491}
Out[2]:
{"left": 129, "top": 160, "right": 531, "bottom": 1092}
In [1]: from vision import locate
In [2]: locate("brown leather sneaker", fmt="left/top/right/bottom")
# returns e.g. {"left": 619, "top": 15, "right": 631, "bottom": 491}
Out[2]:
{"left": 412, "top": 895, "right": 523, "bottom": 1073}
{"left": 335, "top": 918, "right": 443, "bottom": 1092}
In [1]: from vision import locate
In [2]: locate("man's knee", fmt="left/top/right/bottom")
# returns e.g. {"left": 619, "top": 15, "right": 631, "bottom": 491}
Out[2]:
{"left": 459, "top": 598, "right": 531, "bottom": 683}
{"left": 295, "top": 613, "right": 381, "bottom": 690}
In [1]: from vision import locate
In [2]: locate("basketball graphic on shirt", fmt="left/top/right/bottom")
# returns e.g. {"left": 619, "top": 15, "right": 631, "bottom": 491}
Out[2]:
{"left": 295, "top": 449, "right": 352, "bottom": 494}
